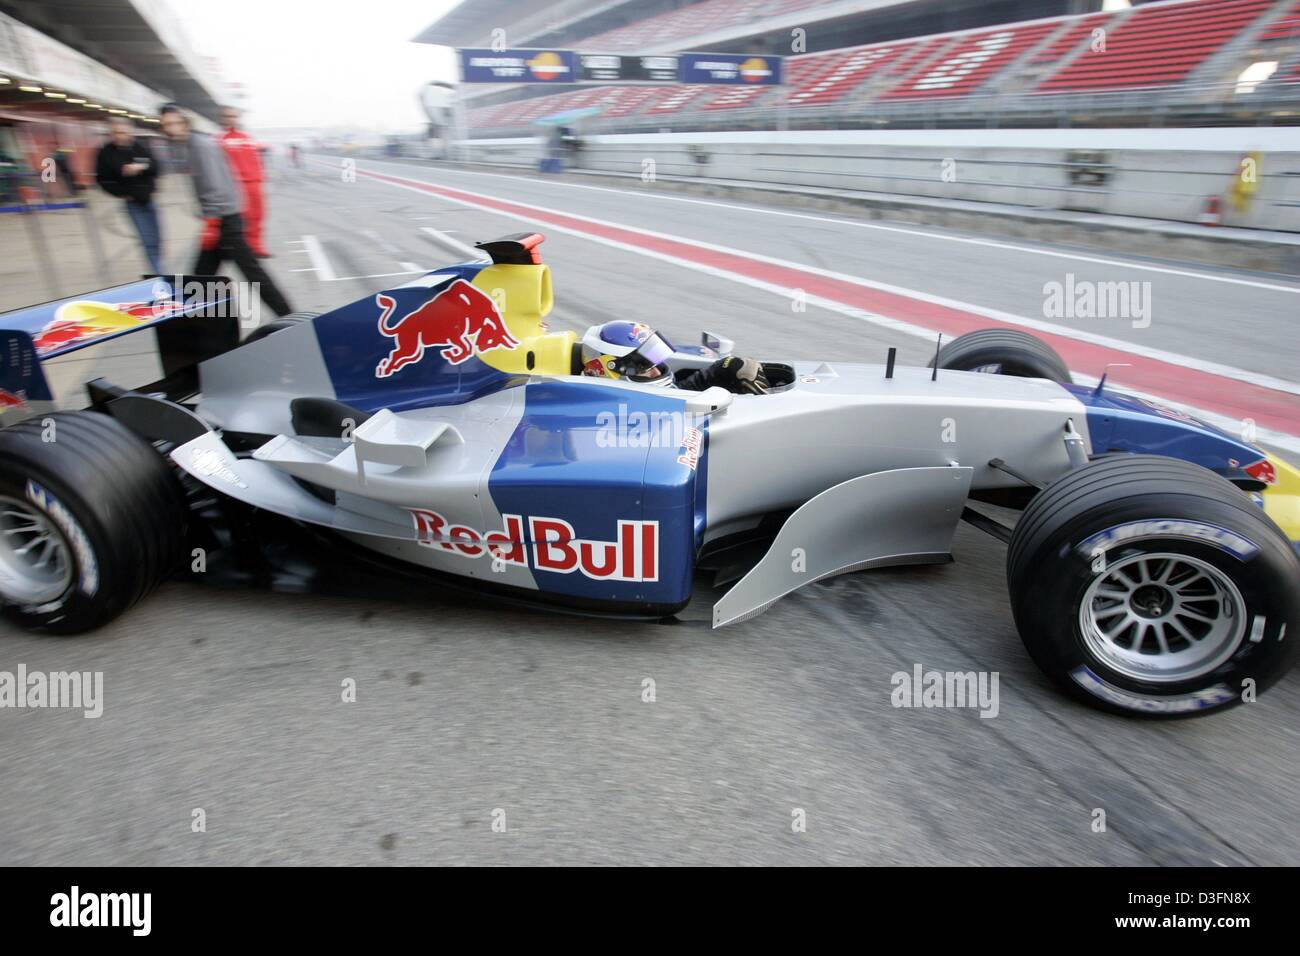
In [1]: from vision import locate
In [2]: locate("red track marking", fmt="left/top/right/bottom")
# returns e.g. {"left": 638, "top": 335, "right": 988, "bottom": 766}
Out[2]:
{"left": 357, "top": 166, "right": 1300, "bottom": 438}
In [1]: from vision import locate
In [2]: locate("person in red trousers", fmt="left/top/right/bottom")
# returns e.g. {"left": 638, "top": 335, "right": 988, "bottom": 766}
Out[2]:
{"left": 217, "top": 105, "right": 270, "bottom": 257}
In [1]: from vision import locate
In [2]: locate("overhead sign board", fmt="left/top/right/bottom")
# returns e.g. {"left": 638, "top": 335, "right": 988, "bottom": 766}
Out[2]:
{"left": 678, "top": 53, "right": 783, "bottom": 86}
{"left": 458, "top": 48, "right": 578, "bottom": 83}
{"left": 458, "top": 48, "right": 782, "bottom": 85}
{"left": 578, "top": 54, "right": 680, "bottom": 83}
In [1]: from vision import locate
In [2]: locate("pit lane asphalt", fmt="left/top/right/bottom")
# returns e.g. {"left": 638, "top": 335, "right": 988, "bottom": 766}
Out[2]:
{"left": 2, "top": 159, "right": 1297, "bottom": 866}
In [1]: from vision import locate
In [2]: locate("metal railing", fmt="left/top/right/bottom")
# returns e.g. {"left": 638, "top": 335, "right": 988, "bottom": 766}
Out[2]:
{"left": 466, "top": 77, "right": 1300, "bottom": 138}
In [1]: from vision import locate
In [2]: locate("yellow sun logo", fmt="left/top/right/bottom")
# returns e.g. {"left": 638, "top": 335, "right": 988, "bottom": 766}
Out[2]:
{"left": 739, "top": 57, "right": 772, "bottom": 83}
{"left": 528, "top": 51, "right": 568, "bottom": 81}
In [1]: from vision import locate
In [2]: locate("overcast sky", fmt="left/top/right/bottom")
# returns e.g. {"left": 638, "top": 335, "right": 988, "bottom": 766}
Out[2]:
{"left": 173, "top": 0, "right": 461, "bottom": 132}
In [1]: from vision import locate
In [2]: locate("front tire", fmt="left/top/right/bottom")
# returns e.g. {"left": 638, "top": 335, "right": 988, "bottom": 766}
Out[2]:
{"left": 1007, "top": 455, "right": 1300, "bottom": 717}
{"left": 0, "top": 412, "right": 187, "bottom": 634}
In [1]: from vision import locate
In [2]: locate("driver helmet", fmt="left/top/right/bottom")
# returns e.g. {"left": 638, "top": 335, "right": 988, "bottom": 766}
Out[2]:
{"left": 580, "top": 321, "right": 675, "bottom": 386}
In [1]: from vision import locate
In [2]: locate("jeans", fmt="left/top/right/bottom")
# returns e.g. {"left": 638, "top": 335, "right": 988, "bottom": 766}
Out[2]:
{"left": 124, "top": 199, "right": 164, "bottom": 276}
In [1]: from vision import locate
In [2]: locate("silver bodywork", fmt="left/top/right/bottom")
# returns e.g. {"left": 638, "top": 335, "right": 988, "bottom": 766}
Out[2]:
{"left": 176, "top": 332, "right": 1092, "bottom": 623}
{"left": 701, "top": 362, "right": 1086, "bottom": 542}
{"left": 712, "top": 466, "right": 973, "bottom": 627}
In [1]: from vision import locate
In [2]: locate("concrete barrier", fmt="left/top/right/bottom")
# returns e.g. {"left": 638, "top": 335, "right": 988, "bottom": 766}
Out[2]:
{"left": 457, "top": 128, "right": 1300, "bottom": 233}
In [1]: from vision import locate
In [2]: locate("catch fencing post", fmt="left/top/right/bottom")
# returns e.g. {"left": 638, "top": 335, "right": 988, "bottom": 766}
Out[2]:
{"left": 16, "top": 177, "right": 62, "bottom": 299}
{"left": 78, "top": 194, "right": 110, "bottom": 285}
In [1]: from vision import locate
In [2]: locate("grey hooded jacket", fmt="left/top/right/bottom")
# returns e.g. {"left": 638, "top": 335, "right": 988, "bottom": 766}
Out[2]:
{"left": 171, "top": 131, "right": 241, "bottom": 217}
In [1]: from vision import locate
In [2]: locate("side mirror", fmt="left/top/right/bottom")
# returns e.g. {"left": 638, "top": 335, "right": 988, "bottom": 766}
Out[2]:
{"left": 702, "top": 331, "right": 735, "bottom": 356}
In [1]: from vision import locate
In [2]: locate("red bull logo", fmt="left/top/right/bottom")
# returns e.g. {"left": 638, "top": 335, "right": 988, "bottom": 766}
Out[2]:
{"left": 0, "top": 388, "right": 27, "bottom": 410}
{"left": 409, "top": 509, "right": 659, "bottom": 582}
{"left": 33, "top": 299, "right": 183, "bottom": 355}
{"left": 374, "top": 280, "right": 519, "bottom": 378}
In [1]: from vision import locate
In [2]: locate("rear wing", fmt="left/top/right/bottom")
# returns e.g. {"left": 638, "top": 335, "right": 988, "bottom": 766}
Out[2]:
{"left": 474, "top": 233, "right": 545, "bottom": 265}
{"left": 0, "top": 275, "right": 241, "bottom": 422}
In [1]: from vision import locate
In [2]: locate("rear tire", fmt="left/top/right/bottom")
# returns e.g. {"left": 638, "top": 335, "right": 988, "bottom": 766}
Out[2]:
{"left": 0, "top": 412, "right": 186, "bottom": 634}
{"left": 1007, "top": 455, "right": 1300, "bottom": 717}
{"left": 935, "top": 328, "right": 1071, "bottom": 383}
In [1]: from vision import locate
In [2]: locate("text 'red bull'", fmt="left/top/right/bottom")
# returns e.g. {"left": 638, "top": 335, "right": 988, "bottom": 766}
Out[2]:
{"left": 409, "top": 509, "right": 659, "bottom": 582}
{"left": 375, "top": 279, "right": 519, "bottom": 378}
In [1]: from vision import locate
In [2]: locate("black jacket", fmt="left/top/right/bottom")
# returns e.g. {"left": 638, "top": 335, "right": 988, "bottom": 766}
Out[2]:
{"left": 95, "top": 138, "right": 159, "bottom": 203}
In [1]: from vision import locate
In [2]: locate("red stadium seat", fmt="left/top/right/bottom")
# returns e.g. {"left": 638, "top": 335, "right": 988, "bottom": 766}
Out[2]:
{"left": 881, "top": 21, "right": 1058, "bottom": 99}
{"left": 759, "top": 0, "right": 841, "bottom": 16}
{"left": 701, "top": 85, "right": 774, "bottom": 110}
{"left": 580, "top": 0, "right": 771, "bottom": 52}
{"left": 785, "top": 43, "right": 911, "bottom": 106}
{"left": 467, "top": 0, "right": 1296, "bottom": 131}
{"left": 886, "top": 36, "right": 956, "bottom": 79}
{"left": 1036, "top": 0, "right": 1276, "bottom": 92}
{"left": 645, "top": 85, "right": 711, "bottom": 115}
{"left": 1260, "top": 1, "right": 1300, "bottom": 41}
{"left": 1027, "top": 12, "right": 1116, "bottom": 64}
{"left": 594, "top": 87, "right": 665, "bottom": 118}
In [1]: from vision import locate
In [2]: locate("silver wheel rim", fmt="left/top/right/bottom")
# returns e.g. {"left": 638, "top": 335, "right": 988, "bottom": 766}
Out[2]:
{"left": 0, "top": 495, "right": 73, "bottom": 606}
{"left": 1079, "top": 551, "right": 1247, "bottom": 683}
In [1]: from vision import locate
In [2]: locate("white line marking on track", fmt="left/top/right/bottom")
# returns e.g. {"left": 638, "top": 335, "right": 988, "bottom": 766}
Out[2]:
{"left": 327, "top": 270, "right": 426, "bottom": 281}
{"left": 420, "top": 225, "right": 486, "bottom": 260}
{"left": 359, "top": 167, "right": 1300, "bottom": 399}
{"left": 368, "top": 160, "right": 1300, "bottom": 295}
{"left": 300, "top": 235, "right": 337, "bottom": 281}
{"left": 361, "top": 228, "right": 415, "bottom": 267}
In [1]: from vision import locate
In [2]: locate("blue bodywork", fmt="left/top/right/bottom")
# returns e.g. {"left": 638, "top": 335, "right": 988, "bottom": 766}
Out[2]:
{"left": 0, "top": 331, "right": 50, "bottom": 403}
{"left": 490, "top": 379, "right": 705, "bottom": 606}
{"left": 310, "top": 264, "right": 521, "bottom": 414}
{"left": 1069, "top": 382, "right": 1269, "bottom": 480}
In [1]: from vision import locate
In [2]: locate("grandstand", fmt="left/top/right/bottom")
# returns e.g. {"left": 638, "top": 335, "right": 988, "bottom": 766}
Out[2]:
{"left": 414, "top": 0, "right": 1300, "bottom": 134}
{"left": 1036, "top": 0, "right": 1278, "bottom": 92}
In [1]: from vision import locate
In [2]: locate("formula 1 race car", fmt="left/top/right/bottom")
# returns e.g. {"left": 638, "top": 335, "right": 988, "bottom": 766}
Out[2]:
{"left": 2, "top": 233, "right": 1298, "bottom": 718}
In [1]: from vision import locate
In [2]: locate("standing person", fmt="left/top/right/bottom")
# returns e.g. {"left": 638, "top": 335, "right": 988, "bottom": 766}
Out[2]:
{"left": 217, "top": 105, "right": 270, "bottom": 257}
{"left": 95, "top": 118, "right": 164, "bottom": 275}
{"left": 158, "top": 103, "right": 292, "bottom": 317}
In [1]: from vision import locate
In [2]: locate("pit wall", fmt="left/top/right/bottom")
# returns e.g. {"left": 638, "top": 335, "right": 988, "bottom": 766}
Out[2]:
{"left": 455, "top": 128, "right": 1300, "bottom": 234}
